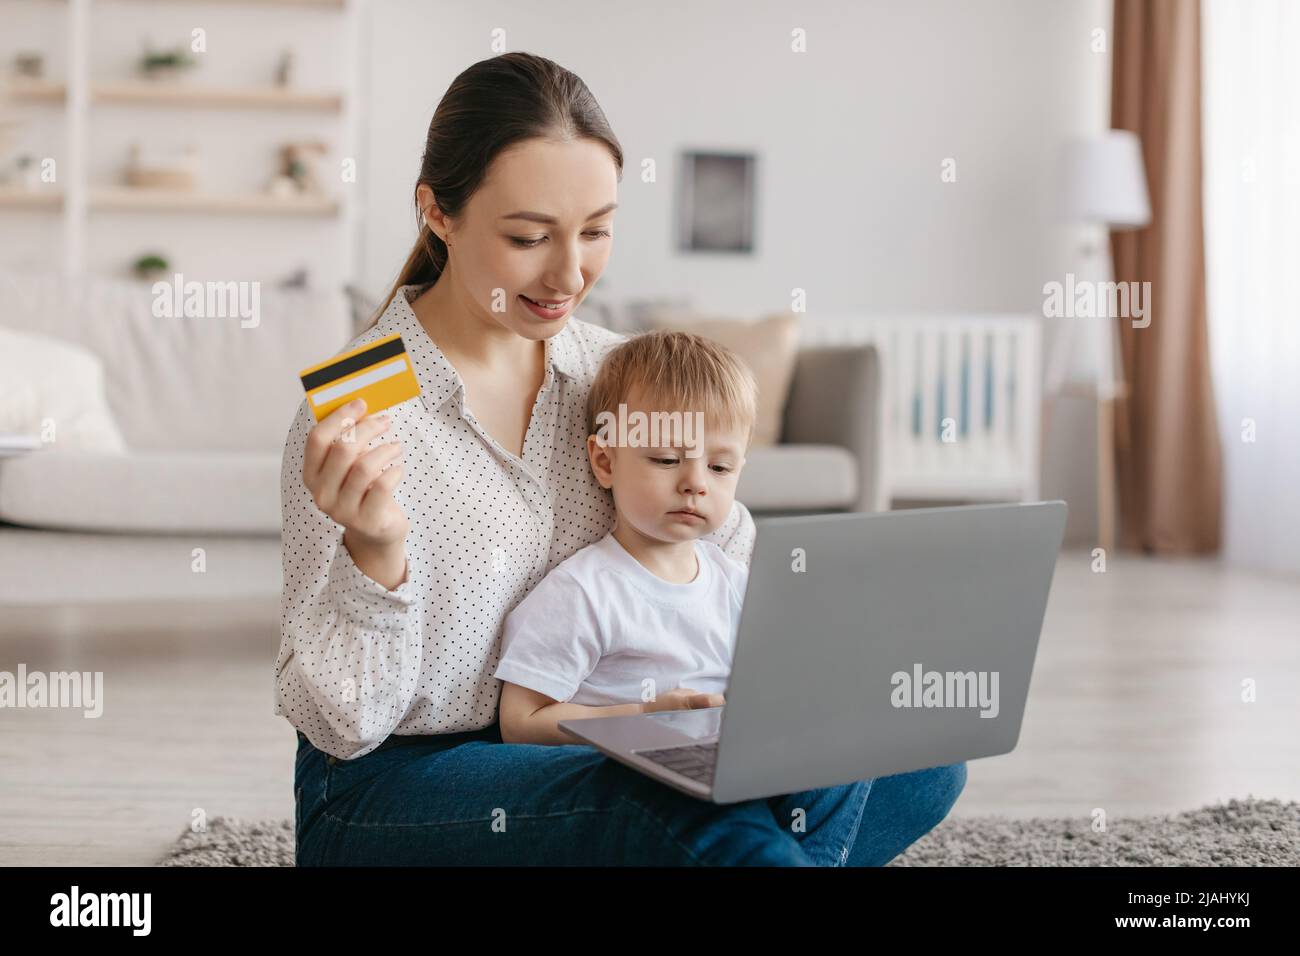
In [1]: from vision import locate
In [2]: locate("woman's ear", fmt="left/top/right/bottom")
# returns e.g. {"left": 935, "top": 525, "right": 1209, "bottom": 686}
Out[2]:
{"left": 587, "top": 433, "right": 615, "bottom": 490}
{"left": 417, "top": 184, "right": 451, "bottom": 241}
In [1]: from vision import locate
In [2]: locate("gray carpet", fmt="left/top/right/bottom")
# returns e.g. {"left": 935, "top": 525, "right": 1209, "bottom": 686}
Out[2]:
{"left": 158, "top": 796, "right": 1300, "bottom": 866}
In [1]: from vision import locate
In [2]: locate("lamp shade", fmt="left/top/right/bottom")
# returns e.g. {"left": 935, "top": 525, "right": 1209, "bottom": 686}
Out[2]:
{"left": 1058, "top": 130, "right": 1152, "bottom": 229}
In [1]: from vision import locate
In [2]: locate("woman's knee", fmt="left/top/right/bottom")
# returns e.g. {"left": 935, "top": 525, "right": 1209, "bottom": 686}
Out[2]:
{"left": 583, "top": 761, "right": 808, "bottom": 865}
{"left": 919, "top": 761, "right": 967, "bottom": 828}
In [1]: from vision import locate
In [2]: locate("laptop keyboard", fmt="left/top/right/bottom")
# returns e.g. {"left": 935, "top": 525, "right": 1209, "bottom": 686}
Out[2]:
{"left": 634, "top": 741, "right": 718, "bottom": 785}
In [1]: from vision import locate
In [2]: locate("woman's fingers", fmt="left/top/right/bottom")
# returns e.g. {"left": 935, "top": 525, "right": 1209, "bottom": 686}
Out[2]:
{"left": 358, "top": 460, "right": 406, "bottom": 526}
{"left": 305, "top": 400, "right": 387, "bottom": 473}
{"left": 311, "top": 415, "right": 393, "bottom": 507}
{"left": 334, "top": 441, "right": 403, "bottom": 518}
{"left": 305, "top": 400, "right": 374, "bottom": 479}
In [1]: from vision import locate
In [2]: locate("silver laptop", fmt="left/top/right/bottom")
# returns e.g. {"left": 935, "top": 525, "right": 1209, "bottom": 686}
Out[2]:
{"left": 559, "top": 500, "right": 1067, "bottom": 803}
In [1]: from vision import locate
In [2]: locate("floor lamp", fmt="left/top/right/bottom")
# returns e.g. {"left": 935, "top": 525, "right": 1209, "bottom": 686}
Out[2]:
{"left": 1045, "top": 130, "right": 1151, "bottom": 552}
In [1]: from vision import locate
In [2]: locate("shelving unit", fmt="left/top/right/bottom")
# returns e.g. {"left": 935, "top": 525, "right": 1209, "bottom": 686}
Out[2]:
{"left": 0, "top": 0, "right": 365, "bottom": 280}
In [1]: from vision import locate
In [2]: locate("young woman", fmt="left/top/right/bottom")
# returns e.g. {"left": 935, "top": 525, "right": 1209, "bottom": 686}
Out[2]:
{"left": 278, "top": 51, "right": 966, "bottom": 865}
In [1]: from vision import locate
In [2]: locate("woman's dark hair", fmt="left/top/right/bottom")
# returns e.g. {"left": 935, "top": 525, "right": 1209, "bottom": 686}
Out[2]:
{"left": 367, "top": 52, "right": 624, "bottom": 328}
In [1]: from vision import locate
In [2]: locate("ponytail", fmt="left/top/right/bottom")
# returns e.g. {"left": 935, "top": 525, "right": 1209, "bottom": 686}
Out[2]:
{"left": 367, "top": 222, "right": 447, "bottom": 330}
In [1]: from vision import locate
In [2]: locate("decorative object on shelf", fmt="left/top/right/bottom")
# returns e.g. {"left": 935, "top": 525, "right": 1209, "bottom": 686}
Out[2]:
{"left": 267, "top": 140, "right": 329, "bottom": 197}
{"left": 138, "top": 41, "right": 197, "bottom": 82}
{"left": 279, "top": 266, "right": 312, "bottom": 288}
{"left": 677, "top": 151, "right": 757, "bottom": 253}
{"left": 12, "top": 154, "right": 42, "bottom": 191}
{"left": 0, "top": 117, "right": 25, "bottom": 185}
{"left": 274, "top": 49, "right": 296, "bottom": 88}
{"left": 132, "top": 253, "right": 171, "bottom": 283}
{"left": 267, "top": 176, "right": 295, "bottom": 198}
{"left": 124, "top": 142, "right": 199, "bottom": 190}
{"left": 12, "top": 52, "right": 46, "bottom": 80}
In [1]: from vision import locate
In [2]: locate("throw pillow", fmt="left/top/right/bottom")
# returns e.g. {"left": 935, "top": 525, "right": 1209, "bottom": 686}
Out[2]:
{"left": 642, "top": 311, "right": 800, "bottom": 448}
{"left": 0, "top": 327, "right": 128, "bottom": 453}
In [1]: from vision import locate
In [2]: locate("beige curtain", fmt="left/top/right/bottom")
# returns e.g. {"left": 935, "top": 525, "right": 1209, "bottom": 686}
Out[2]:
{"left": 1110, "top": 0, "right": 1222, "bottom": 553}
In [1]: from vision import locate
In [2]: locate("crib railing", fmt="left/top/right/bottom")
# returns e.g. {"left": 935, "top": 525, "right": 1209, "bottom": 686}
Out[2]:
{"left": 803, "top": 314, "right": 1042, "bottom": 508}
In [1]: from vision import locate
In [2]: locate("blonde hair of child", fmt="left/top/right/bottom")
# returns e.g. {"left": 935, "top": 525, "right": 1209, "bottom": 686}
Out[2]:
{"left": 586, "top": 329, "right": 759, "bottom": 450}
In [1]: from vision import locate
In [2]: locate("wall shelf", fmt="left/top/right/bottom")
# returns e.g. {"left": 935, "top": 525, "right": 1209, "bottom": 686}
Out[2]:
{"left": 0, "top": 188, "right": 64, "bottom": 209}
{"left": 90, "top": 187, "right": 339, "bottom": 215}
{"left": 92, "top": 81, "right": 342, "bottom": 112}
{"left": 5, "top": 79, "right": 68, "bottom": 105}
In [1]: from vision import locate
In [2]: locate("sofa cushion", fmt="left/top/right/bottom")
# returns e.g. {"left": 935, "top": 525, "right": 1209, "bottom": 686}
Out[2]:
{"left": 0, "top": 327, "right": 128, "bottom": 454}
{"left": 0, "top": 450, "right": 280, "bottom": 534}
{"left": 0, "top": 444, "right": 854, "bottom": 534}
{"left": 735, "top": 444, "right": 858, "bottom": 511}
{"left": 0, "top": 271, "right": 353, "bottom": 454}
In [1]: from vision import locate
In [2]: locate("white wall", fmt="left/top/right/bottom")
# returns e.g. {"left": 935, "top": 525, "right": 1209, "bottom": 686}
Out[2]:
{"left": 360, "top": 0, "right": 1111, "bottom": 315}
{"left": 359, "top": 0, "right": 1112, "bottom": 540}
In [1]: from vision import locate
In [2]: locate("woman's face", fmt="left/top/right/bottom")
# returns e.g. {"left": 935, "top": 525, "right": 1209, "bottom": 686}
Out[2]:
{"left": 419, "top": 137, "right": 618, "bottom": 343}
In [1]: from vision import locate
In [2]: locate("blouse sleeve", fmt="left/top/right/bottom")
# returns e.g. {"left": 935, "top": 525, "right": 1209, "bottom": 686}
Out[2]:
{"left": 704, "top": 497, "right": 757, "bottom": 568}
{"left": 276, "top": 398, "right": 425, "bottom": 759}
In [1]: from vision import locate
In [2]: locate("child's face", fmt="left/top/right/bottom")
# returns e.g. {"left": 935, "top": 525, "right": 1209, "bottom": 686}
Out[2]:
{"left": 586, "top": 385, "right": 749, "bottom": 544}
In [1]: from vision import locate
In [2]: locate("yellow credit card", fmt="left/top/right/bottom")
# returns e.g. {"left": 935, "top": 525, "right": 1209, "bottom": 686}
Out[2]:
{"left": 299, "top": 332, "right": 422, "bottom": 422}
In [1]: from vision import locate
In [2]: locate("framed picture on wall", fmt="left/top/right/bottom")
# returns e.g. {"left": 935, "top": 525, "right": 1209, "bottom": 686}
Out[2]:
{"left": 676, "top": 151, "right": 756, "bottom": 253}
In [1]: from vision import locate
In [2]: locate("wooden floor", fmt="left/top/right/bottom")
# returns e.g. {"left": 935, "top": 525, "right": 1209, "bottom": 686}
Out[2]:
{"left": 1, "top": 548, "right": 1298, "bottom": 866}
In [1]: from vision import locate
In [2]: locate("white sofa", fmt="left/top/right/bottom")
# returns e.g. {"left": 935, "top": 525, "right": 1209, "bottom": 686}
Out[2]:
{"left": 0, "top": 271, "right": 351, "bottom": 603}
{"left": 0, "top": 273, "right": 881, "bottom": 604}
{"left": 0, "top": 271, "right": 353, "bottom": 535}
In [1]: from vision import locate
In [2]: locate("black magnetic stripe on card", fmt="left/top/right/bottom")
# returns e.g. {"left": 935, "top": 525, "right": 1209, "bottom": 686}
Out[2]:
{"left": 300, "top": 336, "right": 407, "bottom": 392}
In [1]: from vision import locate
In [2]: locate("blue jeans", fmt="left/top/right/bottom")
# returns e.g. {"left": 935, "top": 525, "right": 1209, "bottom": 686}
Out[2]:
{"left": 293, "top": 725, "right": 966, "bottom": 866}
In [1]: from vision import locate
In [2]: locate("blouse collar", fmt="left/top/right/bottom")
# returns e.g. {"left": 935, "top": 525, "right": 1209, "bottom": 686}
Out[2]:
{"left": 379, "top": 282, "right": 585, "bottom": 416}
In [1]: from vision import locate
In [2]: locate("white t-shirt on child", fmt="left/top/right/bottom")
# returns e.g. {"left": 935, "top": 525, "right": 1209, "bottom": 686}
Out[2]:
{"left": 493, "top": 531, "right": 749, "bottom": 707}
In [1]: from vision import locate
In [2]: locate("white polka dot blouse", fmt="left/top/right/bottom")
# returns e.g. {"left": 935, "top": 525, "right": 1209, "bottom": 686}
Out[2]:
{"left": 275, "top": 283, "right": 758, "bottom": 760}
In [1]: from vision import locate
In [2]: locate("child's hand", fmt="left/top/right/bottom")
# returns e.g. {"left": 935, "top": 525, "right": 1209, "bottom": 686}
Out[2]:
{"left": 641, "top": 687, "right": 725, "bottom": 713}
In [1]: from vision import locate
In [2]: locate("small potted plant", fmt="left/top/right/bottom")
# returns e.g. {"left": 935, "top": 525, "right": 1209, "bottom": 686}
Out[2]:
{"left": 133, "top": 253, "right": 170, "bottom": 283}
{"left": 138, "top": 41, "right": 196, "bottom": 82}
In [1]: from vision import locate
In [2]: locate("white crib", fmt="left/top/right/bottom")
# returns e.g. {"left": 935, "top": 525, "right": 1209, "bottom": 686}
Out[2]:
{"left": 804, "top": 314, "right": 1043, "bottom": 510}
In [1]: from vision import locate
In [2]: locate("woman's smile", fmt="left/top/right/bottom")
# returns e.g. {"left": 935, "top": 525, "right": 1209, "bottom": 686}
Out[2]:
{"left": 518, "top": 294, "right": 573, "bottom": 320}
